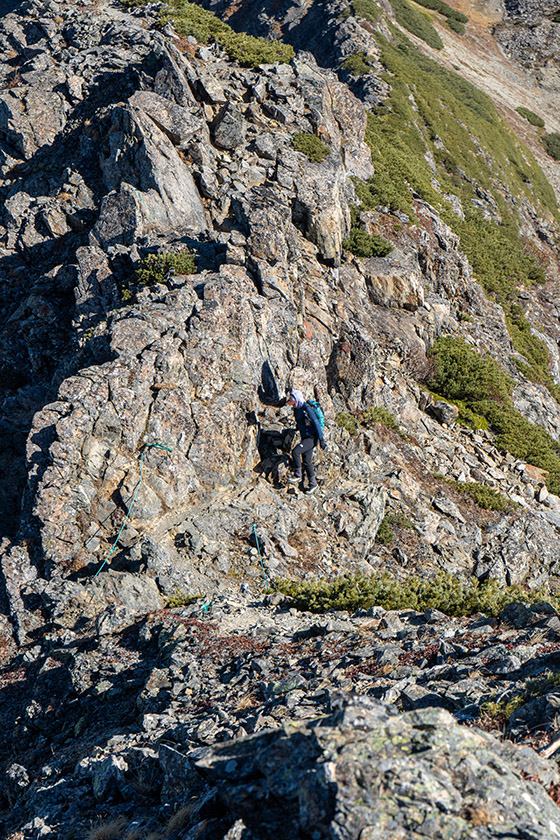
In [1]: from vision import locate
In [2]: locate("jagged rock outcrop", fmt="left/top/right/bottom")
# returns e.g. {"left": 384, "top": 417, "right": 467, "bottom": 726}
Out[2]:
{"left": 1, "top": 0, "right": 560, "bottom": 837}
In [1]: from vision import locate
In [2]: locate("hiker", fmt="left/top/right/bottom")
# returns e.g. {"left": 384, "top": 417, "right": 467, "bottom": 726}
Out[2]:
{"left": 284, "top": 390, "right": 327, "bottom": 494}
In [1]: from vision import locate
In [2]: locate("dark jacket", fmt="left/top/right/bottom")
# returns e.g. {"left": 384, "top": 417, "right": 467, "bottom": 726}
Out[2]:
{"left": 293, "top": 402, "right": 324, "bottom": 442}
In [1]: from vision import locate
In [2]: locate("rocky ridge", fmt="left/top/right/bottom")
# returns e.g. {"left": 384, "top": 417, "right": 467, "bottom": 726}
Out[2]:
{"left": 1, "top": 0, "right": 560, "bottom": 836}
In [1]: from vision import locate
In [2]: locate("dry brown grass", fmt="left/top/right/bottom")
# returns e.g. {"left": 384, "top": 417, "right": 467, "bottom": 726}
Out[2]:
{"left": 166, "top": 805, "right": 195, "bottom": 834}
{"left": 86, "top": 817, "right": 127, "bottom": 840}
{"left": 235, "top": 691, "right": 259, "bottom": 711}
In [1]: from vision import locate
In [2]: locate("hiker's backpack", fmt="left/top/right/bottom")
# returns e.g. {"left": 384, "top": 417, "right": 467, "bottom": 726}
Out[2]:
{"left": 306, "top": 398, "right": 326, "bottom": 431}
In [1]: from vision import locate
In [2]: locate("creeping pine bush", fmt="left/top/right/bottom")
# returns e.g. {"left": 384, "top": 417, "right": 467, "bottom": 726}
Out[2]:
{"left": 482, "top": 670, "right": 560, "bottom": 722}
{"left": 276, "top": 571, "right": 559, "bottom": 616}
{"left": 343, "top": 227, "right": 394, "bottom": 257}
{"left": 341, "top": 51, "right": 377, "bottom": 76}
{"left": 135, "top": 250, "right": 197, "bottom": 285}
{"left": 336, "top": 406, "right": 404, "bottom": 436}
{"left": 428, "top": 337, "right": 560, "bottom": 494}
{"left": 165, "top": 590, "right": 199, "bottom": 608}
{"left": 543, "top": 132, "right": 560, "bottom": 161}
{"left": 412, "top": 0, "right": 468, "bottom": 22}
{"left": 362, "top": 406, "right": 402, "bottom": 432}
{"left": 445, "top": 17, "right": 465, "bottom": 33}
{"left": 516, "top": 106, "right": 545, "bottom": 128}
{"left": 292, "top": 132, "right": 331, "bottom": 163}
{"left": 444, "top": 478, "right": 514, "bottom": 511}
{"left": 350, "top": 0, "right": 380, "bottom": 21}
{"left": 364, "top": 32, "right": 557, "bottom": 222}
{"left": 335, "top": 411, "right": 359, "bottom": 435}
{"left": 124, "top": 0, "right": 294, "bottom": 67}
{"left": 388, "top": 0, "right": 444, "bottom": 49}
{"left": 375, "top": 512, "right": 414, "bottom": 544}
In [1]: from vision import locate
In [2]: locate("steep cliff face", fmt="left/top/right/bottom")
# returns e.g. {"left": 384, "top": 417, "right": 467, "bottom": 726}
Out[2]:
{"left": 1, "top": 0, "right": 560, "bottom": 836}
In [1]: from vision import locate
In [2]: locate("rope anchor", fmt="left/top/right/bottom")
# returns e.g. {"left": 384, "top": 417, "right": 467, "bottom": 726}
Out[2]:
{"left": 94, "top": 442, "right": 172, "bottom": 578}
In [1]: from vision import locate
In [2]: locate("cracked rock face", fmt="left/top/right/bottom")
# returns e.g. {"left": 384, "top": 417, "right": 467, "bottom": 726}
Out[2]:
{"left": 2, "top": 0, "right": 560, "bottom": 837}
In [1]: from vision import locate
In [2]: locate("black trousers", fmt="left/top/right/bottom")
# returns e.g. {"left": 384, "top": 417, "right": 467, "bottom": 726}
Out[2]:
{"left": 292, "top": 436, "right": 317, "bottom": 486}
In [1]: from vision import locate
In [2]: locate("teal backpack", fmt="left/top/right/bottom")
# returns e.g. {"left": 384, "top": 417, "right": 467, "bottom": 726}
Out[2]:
{"left": 306, "top": 398, "right": 326, "bottom": 431}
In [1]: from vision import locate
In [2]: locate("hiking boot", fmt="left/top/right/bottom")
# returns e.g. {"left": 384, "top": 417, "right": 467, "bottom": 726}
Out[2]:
{"left": 306, "top": 483, "right": 319, "bottom": 494}
{"left": 287, "top": 473, "right": 302, "bottom": 484}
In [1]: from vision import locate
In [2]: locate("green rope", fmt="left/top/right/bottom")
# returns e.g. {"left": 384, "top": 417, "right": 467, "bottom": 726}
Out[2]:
{"left": 200, "top": 598, "right": 214, "bottom": 614}
{"left": 94, "top": 442, "right": 172, "bottom": 578}
{"left": 252, "top": 524, "right": 270, "bottom": 592}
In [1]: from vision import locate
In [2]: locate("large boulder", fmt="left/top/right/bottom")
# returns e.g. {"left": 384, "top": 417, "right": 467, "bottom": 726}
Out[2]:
{"left": 193, "top": 697, "right": 560, "bottom": 840}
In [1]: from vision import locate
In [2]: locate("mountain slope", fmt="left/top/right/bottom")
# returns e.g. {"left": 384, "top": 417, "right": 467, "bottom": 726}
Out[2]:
{"left": 1, "top": 0, "right": 560, "bottom": 836}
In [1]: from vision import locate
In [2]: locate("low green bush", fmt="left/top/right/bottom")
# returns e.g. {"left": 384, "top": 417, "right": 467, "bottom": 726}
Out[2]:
{"left": 375, "top": 516, "right": 395, "bottom": 544}
{"left": 351, "top": 0, "right": 380, "bottom": 21}
{"left": 341, "top": 51, "right": 377, "bottom": 76}
{"left": 135, "top": 249, "right": 197, "bottom": 286}
{"left": 292, "top": 132, "right": 331, "bottom": 163}
{"left": 428, "top": 337, "right": 560, "bottom": 494}
{"left": 376, "top": 511, "right": 415, "bottom": 543}
{"left": 445, "top": 17, "right": 465, "bottom": 33}
{"left": 362, "top": 406, "right": 400, "bottom": 430}
{"left": 454, "top": 480, "right": 514, "bottom": 511}
{"left": 276, "top": 571, "right": 559, "bottom": 616}
{"left": 365, "top": 32, "right": 557, "bottom": 226}
{"left": 444, "top": 210, "right": 546, "bottom": 302}
{"left": 335, "top": 411, "right": 359, "bottom": 435}
{"left": 412, "top": 0, "right": 468, "bottom": 22}
{"left": 343, "top": 227, "right": 394, "bottom": 257}
{"left": 389, "top": 0, "right": 444, "bottom": 49}
{"left": 362, "top": 406, "right": 405, "bottom": 437}
{"left": 543, "top": 132, "right": 560, "bottom": 161}
{"left": 516, "top": 106, "right": 545, "bottom": 128}
{"left": 165, "top": 590, "right": 200, "bottom": 608}
{"left": 482, "top": 670, "right": 560, "bottom": 722}
{"left": 125, "top": 0, "right": 295, "bottom": 67}
{"left": 429, "top": 336, "right": 513, "bottom": 405}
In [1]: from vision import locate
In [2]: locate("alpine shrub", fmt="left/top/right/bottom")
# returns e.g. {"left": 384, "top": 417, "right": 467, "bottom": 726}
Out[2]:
{"left": 277, "top": 571, "right": 559, "bottom": 616}
{"left": 341, "top": 51, "right": 377, "bottom": 76}
{"left": 389, "top": 0, "right": 444, "bottom": 49}
{"left": 343, "top": 227, "right": 393, "bottom": 258}
{"left": 543, "top": 132, "right": 560, "bottom": 161}
{"left": 135, "top": 250, "right": 197, "bottom": 286}
{"left": 428, "top": 337, "right": 560, "bottom": 494}
{"left": 516, "top": 106, "right": 545, "bottom": 128}
{"left": 292, "top": 132, "right": 331, "bottom": 163}
{"left": 124, "top": 0, "right": 294, "bottom": 67}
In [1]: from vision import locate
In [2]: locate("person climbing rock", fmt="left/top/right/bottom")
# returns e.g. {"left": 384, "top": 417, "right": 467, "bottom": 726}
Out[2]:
{"left": 284, "top": 390, "right": 327, "bottom": 494}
